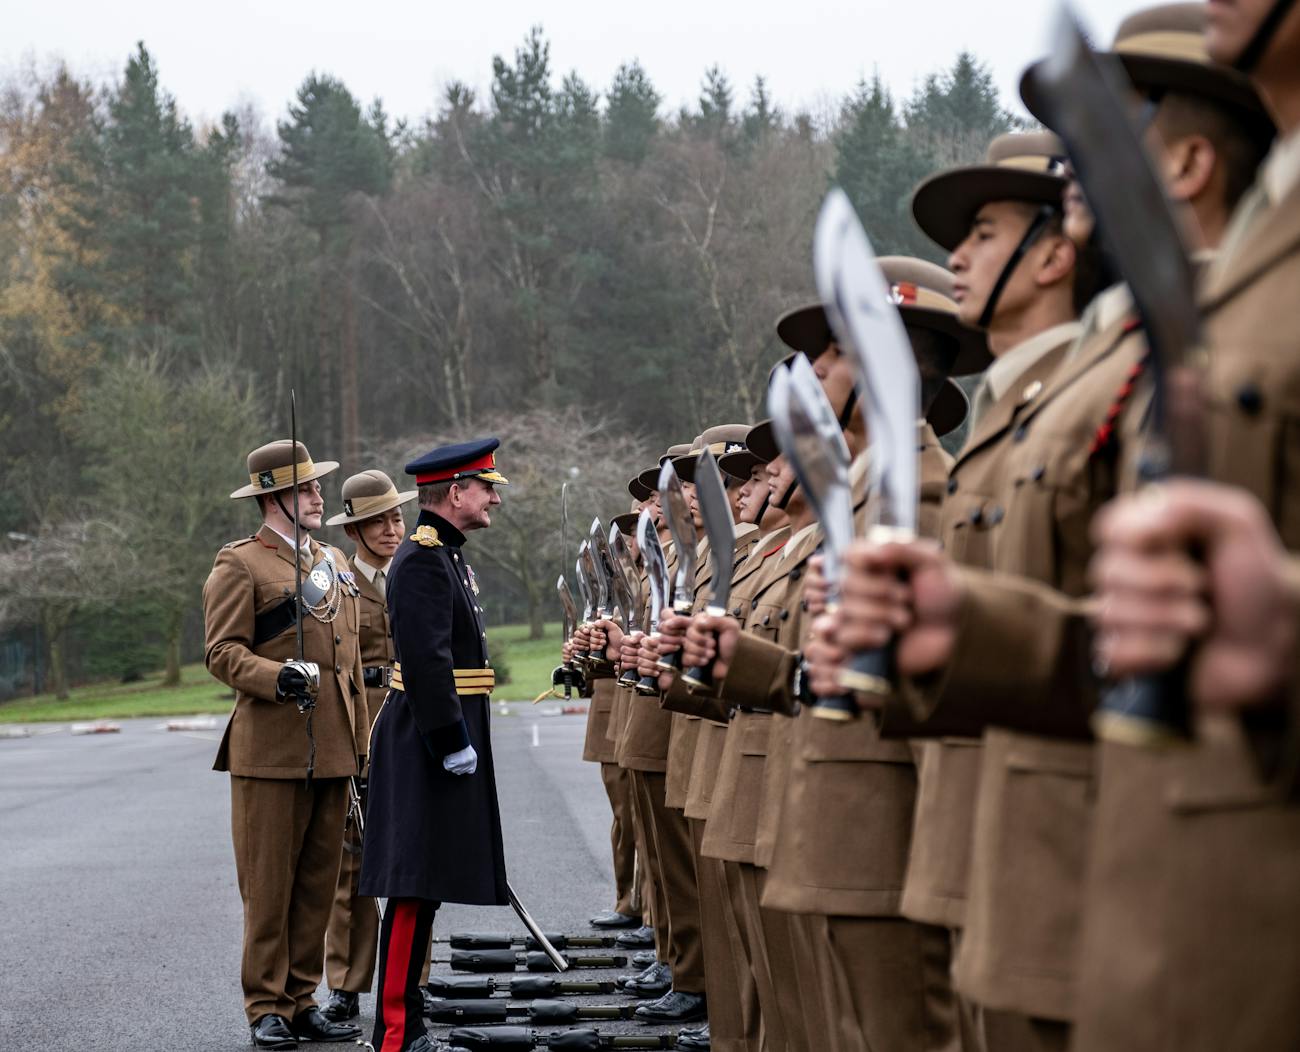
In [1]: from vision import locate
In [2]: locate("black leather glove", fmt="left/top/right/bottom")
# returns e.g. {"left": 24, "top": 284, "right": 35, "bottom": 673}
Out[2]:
{"left": 276, "top": 660, "right": 320, "bottom": 704}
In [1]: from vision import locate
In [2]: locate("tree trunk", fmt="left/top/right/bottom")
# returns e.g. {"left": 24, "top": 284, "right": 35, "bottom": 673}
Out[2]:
{"left": 528, "top": 591, "right": 545, "bottom": 641}
{"left": 44, "top": 610, "right": 69, "bottom": 701}
{"left": 163, "top": 606, "right": 182, "bottom": 687}
{"left": 340, "top": 251, "right": 361, "bottom": 466}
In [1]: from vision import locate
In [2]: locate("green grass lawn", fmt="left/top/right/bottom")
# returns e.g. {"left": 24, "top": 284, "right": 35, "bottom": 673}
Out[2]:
{"left": 0, "top": 621, "right": 568, "bottom": 724}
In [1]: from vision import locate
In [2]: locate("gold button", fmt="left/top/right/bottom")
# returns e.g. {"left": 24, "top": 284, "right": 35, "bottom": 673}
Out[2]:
{"left": 1022, "top": 379, "right": 1043, "bottom": 401}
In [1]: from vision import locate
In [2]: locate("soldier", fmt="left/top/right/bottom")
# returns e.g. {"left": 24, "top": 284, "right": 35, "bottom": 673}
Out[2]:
{"left": 319, "top": 470, "right": 416, "bottom": 1023}
{"left": 359, "top": 438, "right": 510, "bottom": 1052}
{"left": 824, "top": 8, "right": 1279, "bottom": 1051}
{"left": 203, "top": 439, "right": 366, "bottom": 1050}
{"left": 584, "top": 490, "right": 651, "bottom": 933}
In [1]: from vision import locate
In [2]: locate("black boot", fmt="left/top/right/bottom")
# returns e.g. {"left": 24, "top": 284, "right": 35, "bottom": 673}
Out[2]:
{"left": 250, "top": 1014, "right": 297, "bottom": 1050}
{"left": 615, "top": 925, "right": 656, "bottom": 949}
{"left": 677, "top": 1021, "right": 712, "bottom": 1049}
{"left": 634, "top": 989, "right": 708, "bottom": 1024}
{"left": 320, "top": 990, "right": 359, "bottom": 1022}
{"left": 289, "top": 1007, "right": 361, "bottom": 1043}
{"left": 620, "top": 961, "right": 672, "bottom": 997}
{"left": 589, "top": 909, "right": 641, "bottom": 929}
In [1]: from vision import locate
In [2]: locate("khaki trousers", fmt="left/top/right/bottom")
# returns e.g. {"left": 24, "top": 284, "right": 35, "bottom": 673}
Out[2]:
{"left": 969, "top": 1005, "right": 1070, "bottom": 1052}
{"left": 601, "top": 761, "right": 640, "bottom": 917}
{"left": 628, "top": 770, "right": 667, "bottom": 956}
{"left": 230, "top": 775, "right": 348, "bottom": 1023}
{"left": 324, "top": 789, "right": 379, "bottom": 994}
{"left": 691, "top": 820, "right": 759, "bottom": 1052}
{"left": 634, "top": 770, "right": 705, "bottom": 991}
{"left": 808, "top": 914, "right": 961, "bottom": 1052}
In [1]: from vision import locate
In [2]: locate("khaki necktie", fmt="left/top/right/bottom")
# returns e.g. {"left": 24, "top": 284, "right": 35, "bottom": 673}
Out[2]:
{"left": 373, "top": 569, "right": 386, "bottom": 600}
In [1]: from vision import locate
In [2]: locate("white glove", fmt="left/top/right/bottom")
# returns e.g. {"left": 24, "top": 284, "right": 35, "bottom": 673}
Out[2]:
{"left": 443, "top": 744, "right": 478, "bottom": 776}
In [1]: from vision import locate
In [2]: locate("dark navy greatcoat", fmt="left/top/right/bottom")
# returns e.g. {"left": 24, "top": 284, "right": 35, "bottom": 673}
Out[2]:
{"left": 359, "top": 509, "right": 508, "bottom": 905}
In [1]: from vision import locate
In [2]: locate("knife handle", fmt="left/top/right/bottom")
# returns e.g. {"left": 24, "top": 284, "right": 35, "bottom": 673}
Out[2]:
{"left": 819, "top": 645, "right": 892, "bottom": 720}
{"left": 618, "top": 667, "right": 640, "bottom": 687}
{"left": 681, "top": 655, "right": 714, "bottom": 692}
{"left": 654, "top": 605, "right": 693, "bottom": 671}
{"left": 1092, "top": 662, "right": 1192, "bottom": 746}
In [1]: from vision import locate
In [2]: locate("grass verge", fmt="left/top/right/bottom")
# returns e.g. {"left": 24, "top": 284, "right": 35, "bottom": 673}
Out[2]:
{"left": 0, "top": 622, "right": 567, "bottom": 724}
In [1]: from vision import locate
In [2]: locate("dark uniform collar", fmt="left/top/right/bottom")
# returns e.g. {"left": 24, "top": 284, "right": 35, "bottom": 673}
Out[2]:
{"left": 416, "top": 508, "right": 466, "bottom": 548}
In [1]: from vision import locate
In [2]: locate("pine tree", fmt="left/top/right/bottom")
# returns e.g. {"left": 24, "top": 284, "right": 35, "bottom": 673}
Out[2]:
{"left": 604, "top": 62, "right": 660, "bottom": 165}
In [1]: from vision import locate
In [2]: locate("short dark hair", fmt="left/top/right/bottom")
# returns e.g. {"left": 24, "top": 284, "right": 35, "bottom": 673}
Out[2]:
{"left": 1152, "top": 90, "right": 1272, "bottom": 214}
{"left": 418, "top": 481, "right": 456, "bottom": 507}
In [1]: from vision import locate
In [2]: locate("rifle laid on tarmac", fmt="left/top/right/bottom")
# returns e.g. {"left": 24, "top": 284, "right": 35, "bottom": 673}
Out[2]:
{"left": 427, "top": 976, "right": 618, "bottom": 999}
{"left": 448, "top": 1028, "right": 677, "bottom": 1052}
{"left": 438, "top": 949, "right": 628, "bottom": 973}
{"left": 428, "top": 999, "right": 639, "bottom": 1025}
{"left": 434, "top": 933, "right": 620, "bottom": 950}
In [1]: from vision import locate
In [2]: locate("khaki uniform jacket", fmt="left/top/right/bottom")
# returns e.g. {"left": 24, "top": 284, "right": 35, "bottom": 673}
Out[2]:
{"left": 1070, "top": 178, "right": 1300, "bottom": 1052}
{"left": 763, "top": 425, "right": 953, "bottom": 917}
{"left": 698, "top": 527, "right": 793, "bottom": 864}
{"left": 898, "top": 336, "right": 1075, "bottom": 932}
{"left": 205, "top": 524, "right": 366, "bottom": 780}
{"left": 584, "top": 678, "right": 619, "bottom": 764}
{"left": 616, "top": 544, "right": 677, "bottom": 771}
{"left": 352, "top": 555, "right": 393, "bottom": 731}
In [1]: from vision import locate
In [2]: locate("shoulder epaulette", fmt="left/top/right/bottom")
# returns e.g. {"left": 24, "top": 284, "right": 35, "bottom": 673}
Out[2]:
{"left": 224, "top": 536, "right": 257, "bottom": 550}
{"left": 413, "top": 525, "right": 443, "bottom": 548}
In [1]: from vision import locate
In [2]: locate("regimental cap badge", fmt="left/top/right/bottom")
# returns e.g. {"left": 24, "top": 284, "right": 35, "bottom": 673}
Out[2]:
{"left": 413, "top": 524, "right": 443, "bottom": 548}
{"left": 258, "top": 470, "right": 277, "bottom": 489}
{"left": 889, "top": 281, "right": 919, "bottom": 306}
{"left": 344, "top": 498, "right": 355, "bottom": 517}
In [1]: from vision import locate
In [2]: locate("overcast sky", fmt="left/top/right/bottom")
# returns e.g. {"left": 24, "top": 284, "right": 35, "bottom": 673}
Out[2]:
{"left": 6, "top": 0, "right": 1142, "bottom": 131}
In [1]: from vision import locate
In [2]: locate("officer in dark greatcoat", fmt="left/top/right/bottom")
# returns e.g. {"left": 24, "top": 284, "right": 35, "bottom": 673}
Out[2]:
{"left": 359, "top": 437, "right": 510, "bottom": 1052}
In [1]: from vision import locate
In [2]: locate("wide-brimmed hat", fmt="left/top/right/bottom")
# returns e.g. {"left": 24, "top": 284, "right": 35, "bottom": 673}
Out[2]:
{"left": 775, "top": 303, "right": 836, "bottom": 358}
{"left": 928, "top": 380, "right": 970, "bottom": 438}
{"left": 673, "top": 425, "right": 752, "bottom": 483}
{"left": 230, "top": 439, "right": 339, "bottom": 500}
{"left": 637, "top": 444, "right": 693, "bottom": 493}
{"left": 911, "top": 131, "right": 1068, "bottom": 253}
{"left": 878, "top": 255, "right": 991, "bottom": 377}
{"left": 611, "top": 498, "right": 641, "bottom": 536}
{"left": 745, "top": 420, "right": 781, "bottom": 465}
{"left": 1020, "top": 2, "right": 1273, "bottom": 146}
{"left": 627, "top": 473, "right": 654, "bottom": 502}
{"left": 325, "top": 470, "right": 417, "bottom": 527}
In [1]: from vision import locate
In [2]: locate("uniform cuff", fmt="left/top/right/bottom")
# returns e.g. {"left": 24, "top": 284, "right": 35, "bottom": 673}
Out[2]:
{"left": 718, "top": 633, "right": 798, "bottom": 714}
{"left": 425, "top": 718, "right": 471, "bottom": 758}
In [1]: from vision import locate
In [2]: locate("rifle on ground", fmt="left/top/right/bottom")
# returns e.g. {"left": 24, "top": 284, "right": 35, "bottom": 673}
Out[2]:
{"left": 448, "top": 1027, "right": 677, "bottom": 1051}
{"left": 438, "top": 949, "right": 627, "bottom": 973}
{"left": 428, "top": 1000, "right": 639, "bottom": 1025}
{"left": 434, "top": 933, "right": 620, "bottom": 950}
{"left": 427, "top": 976, "right": 617, "bottom": 999}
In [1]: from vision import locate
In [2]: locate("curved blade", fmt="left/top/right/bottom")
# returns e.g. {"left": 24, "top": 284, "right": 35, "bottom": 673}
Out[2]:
{"left": 770, "top": 358, "right": 855, "bottom": 584}
{"left": 609, "top": 526, "right": 643, "bottom": 629}
{"left": 556, "top": 575, "right": 577, "bottom": 640}
{"left": 576, "top": 543, "right": 598, "bottom": 619}
{"left": 814, "top": 188, "right": 919, "bottom": 532}
{"left": 657, "top": 461, "right": 698, "bottom": 606}
{"left": 636, "top": 511, "right": 666, "bottom": 630}
{"left": 692, "top": 448, "right": 736, "bottom": 613}
{"left": 604, "top": 526, "right": 631, "bottom": 630}
{"left": 1037, "top": 5, "right": 1199, "bottom": 465}
{"left": 588, "top": 518, "right": 612, "bottom": 616}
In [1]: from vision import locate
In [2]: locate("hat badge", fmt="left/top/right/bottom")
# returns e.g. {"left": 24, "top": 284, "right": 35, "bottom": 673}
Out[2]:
{"left": 344, "top": 499, "right": 355, "bottom": 517}
{"left": 889, "top": 281, "right": 919, "bottom": 307}
{"left": 257, "top": 470, "right": 277, "bottom": 489}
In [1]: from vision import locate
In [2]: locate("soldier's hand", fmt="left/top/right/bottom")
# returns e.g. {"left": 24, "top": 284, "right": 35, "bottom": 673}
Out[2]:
{"left": 1090, "top": 481, "right": 1297, "bottom": 711}
{"left": 596, "top": 618, "right": 624, "bottom": 661}
{"left": 276, "top": 660, "right": 319, "bottom": 704}
{"left": 443, "top": 744, "right": 478, "bottom": 776}
{"left": 683, "top": 615, "right": 740, "bottom": 681}
{"left": 573, "top": 624, "right": 593, "bottom": 653}
{"left": 619, "top": 631, "right": 644, "bottom": 674}
{"left": 804, "top": 611, "right": 852, "bottom": 701}
{"left": 838, "top": 538, "right": 962, "bottom": 678}
{"left": 804, "top": 554, "right": 830, "bottom": 619}
{"left": 561, "top": 639, "right": 575, "bottom": 663}
{"left": 651, "top": 613, "right": 691, "bottom": 691}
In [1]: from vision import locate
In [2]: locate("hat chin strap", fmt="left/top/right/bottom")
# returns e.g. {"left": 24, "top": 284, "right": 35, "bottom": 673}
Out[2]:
{"left": 1233, "top": 0, "right": 1297, "bottom": 72}
{"left": 275, "top": 492, "right": 314, "bottom": 536}
{"left": 976, "top": 205, "right": 1058, "bottom": 331}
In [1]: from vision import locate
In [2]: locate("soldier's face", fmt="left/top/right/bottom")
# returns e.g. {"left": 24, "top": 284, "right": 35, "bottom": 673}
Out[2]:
{"left": 285, "top": 480, "right": 323, "bottom": 530}
{"left": 1207, "top": 0, "right": 1300, "bottom": 70}
{"left": 812, "top": 343, "right": 858, "bottom": 424}
{"left": 738, "top": 467, "right": 766, "bottom": 524}
{"left": 949, "top": 202, "right": 1049, "bottom": 330}
{"left": 683, "top": 481, "right": 703, "bottom": 529}
{"left": 357, "top": 508, "right": 405, "bottom": 560}
{"left": 454, "top": 478, "right": 500, "bottom": 530}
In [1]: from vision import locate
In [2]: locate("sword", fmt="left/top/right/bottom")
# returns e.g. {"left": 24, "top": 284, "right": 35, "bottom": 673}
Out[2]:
{"left": 636, "top": 510, "right": 671, "bottom": 696}
{"left": 574, "top": 548, "right": 595, "bottom": 663}
{"left": 577, "top": 542, "right": 609, "bottom": 669}
{"left": 655, "top": 461, "right": 699, "bottom": 673}
{"left": 1036, "top": 4, "right": 1201, "bottom": 744}
{"left": 769, "top": 359, "right": 860, "bottom": 719}
{"left": 587, "top": 519, "right": 618, "bottom": 670}
{"left": 507, "top": 881, "right": 570, "bottom": 972}
{"left": 285, "top": 390, "right": 321, "bottom": 781}
{"left": 554, "top": 575, "right": 578, "bottom": 699}
{"left": 813, "top": 188, "right": 922, "bottom": 717}
{"left": 609, "top": 525, "right": 643, "bottom": 686}
{"left": 681, "top": 449, "right": 737, "bottom": 692}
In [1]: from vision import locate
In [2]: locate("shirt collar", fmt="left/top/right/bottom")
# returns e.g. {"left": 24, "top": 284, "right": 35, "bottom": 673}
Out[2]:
{"left": 980, "top": 320, "right": 1081, "bottom": 408}
{"left": 269, "top": 524, "right": 312, "bottom": 554}
{"left": 416, "top": 507, "right": 466, "bottom": 547}
{"left": 353, "top": 553, "right": 389, "bottom": 583}
{"left": 1263, "top": 125, "right": 1300, "bottom": 208}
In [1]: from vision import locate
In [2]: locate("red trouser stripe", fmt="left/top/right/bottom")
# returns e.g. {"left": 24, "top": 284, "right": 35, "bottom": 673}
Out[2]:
{"left": 380, "top": 900, "right": 419, "bottom": 1052}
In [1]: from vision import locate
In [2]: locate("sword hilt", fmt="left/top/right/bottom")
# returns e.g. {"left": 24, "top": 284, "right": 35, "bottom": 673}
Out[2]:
{"left": 1092, "top": 663, "right": 1192, "bottom": 746}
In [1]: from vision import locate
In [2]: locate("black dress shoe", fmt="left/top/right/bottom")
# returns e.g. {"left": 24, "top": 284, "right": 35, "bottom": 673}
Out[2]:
{"left": 622, "top": 961, "right": 672, "bottom": 997}
{"left": 615, "top": 924, "right": 656, "bottom": 948}
{"left": 634, "top": 989, "right": 708, "bottom": 1024}
{"left": 320, "top": 990, "right": 359, "bottom": 1023}
{"left": 407, "top": 1037, "right": 437, "bottom": 1052}
{"left": 616, "top": 960, "right": 661, "bottom": 990}
{"left": 250, "top": 1014, "right": 298, "bottom": 1050}
{"left": 589, "top": 909, "right": 642, "bottom": 929}
{"left": 289, "top": 1007, "right": 361, "bottom": 1042}
{"left": 677, "top": 1021, "right": 711, "bottom": 1050}
{"left": 631, "top": 949, "right": 657, "bottom": 968}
